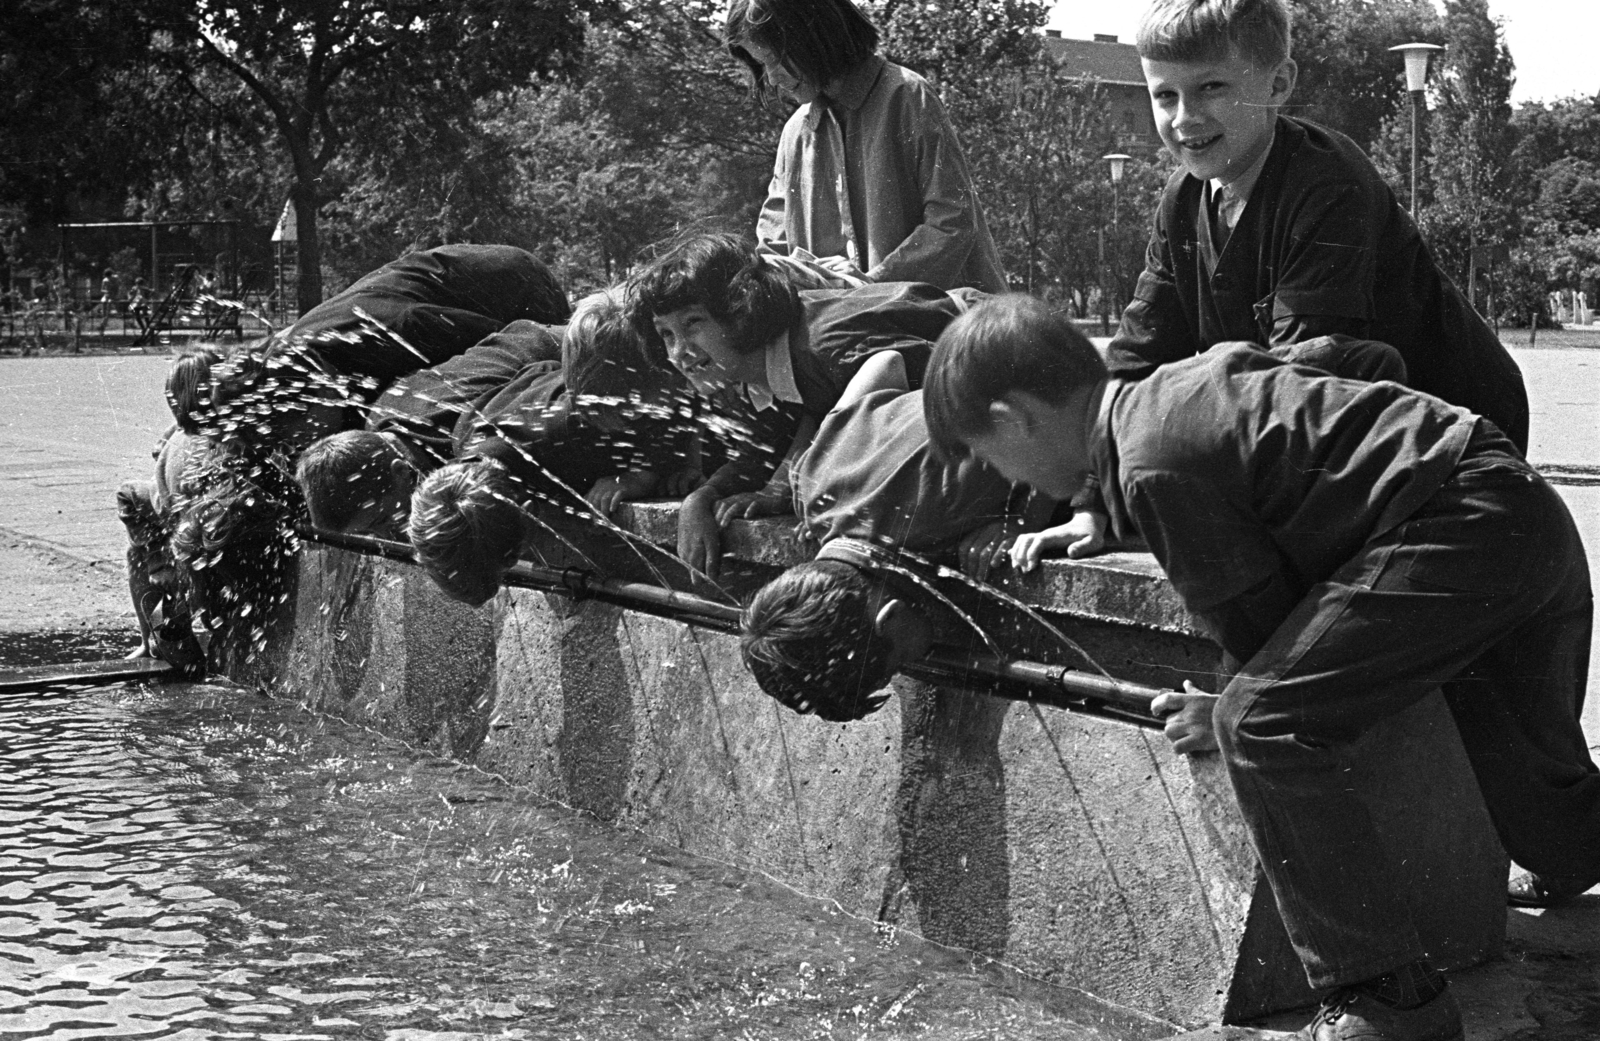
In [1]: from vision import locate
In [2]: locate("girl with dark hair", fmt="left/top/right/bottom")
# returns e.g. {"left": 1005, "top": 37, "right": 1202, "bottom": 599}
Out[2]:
{"left": 725, "top": 0, "right": 1007, "bottom": 295}
{"left": 627, "top": 232, "right": 972, "bottom": 578}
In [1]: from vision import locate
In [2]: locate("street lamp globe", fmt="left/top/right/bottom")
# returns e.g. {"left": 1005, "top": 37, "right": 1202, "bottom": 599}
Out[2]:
{"left": 1388, "top": 43, "right": 1445, "bottom": 215}
{"left": 1389, "top": 42, "right": 1444, "bottom": 93}
{"left": 1103, "top": 153, "right": 1133, "bottom": 184}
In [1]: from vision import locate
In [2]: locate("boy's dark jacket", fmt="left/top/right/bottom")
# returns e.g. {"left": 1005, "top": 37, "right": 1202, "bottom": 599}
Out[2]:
{"left": 1107, "top": 116, "right": 1529, "bottom": 451}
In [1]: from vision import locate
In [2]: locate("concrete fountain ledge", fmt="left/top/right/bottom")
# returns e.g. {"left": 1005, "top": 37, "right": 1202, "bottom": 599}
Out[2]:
{"left": 241, "top": 500, "right": 1507, "bottom": 1033}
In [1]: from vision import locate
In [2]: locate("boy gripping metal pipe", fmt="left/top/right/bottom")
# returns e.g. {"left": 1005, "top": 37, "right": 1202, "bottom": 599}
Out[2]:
{"left": 923, "top": 295, "right": 1598, "bottom": 1041}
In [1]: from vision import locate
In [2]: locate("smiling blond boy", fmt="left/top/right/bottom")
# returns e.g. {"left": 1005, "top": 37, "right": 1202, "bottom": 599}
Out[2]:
{"left": 1112, "top": 0, "right": 1527, "bottom": 458}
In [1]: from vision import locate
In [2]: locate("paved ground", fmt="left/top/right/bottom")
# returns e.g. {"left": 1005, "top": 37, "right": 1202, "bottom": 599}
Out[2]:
{"left": 3, "top": 347, "right": 1600, "bottom": 1040}
{"left": 0, "top": 353, "right": 171, "bottom": 636}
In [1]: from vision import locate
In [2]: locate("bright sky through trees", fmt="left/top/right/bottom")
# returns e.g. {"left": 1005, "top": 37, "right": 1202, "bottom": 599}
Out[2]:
{"left": 1046, "top": 0, "right": 1599, "bottom": 104}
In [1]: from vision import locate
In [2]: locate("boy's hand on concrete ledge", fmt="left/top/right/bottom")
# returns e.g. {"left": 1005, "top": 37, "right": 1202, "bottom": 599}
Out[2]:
{"left": 678, "top": 486, "right": 724, "bottom": 581}
{"left": 715, "top": 486, "right": 792, "bottom": 525}
{"left": 1151, "top": 681, "right": 1220, "bottom": 755}
{"left": 959, "top": 520, "right": 1019, "bottom": 582}
{"left": 662, "top": 469, "right": 705, "bottom": 497}
{"left": 1010, "top": 509, "right": 1108, "bottom": 572}
{"left": 586, "top": 471, "right": 659, "bottom": 516}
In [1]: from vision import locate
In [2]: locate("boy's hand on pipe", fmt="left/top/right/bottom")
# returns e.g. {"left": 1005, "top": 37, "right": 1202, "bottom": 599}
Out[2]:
{"left": 678, "top": 487, "right": 723, "bottom": 581}
{"left": 1151, "top": 681, "right": 1220, "bottom": 755}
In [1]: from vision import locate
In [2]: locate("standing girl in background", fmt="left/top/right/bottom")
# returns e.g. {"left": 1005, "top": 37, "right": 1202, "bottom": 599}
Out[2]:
{"left": 725, "top": 0, "right": 1008, "bottom": 294}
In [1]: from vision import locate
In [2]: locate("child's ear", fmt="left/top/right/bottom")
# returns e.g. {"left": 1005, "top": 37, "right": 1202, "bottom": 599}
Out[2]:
{"left": 389, "top": 455, "right": 418, "bottom": 495}
{"left": 873, "top": 599, "right": 904, "bottom": 637}
{"left": 1270, "top": 58, "right": 1298, "bottom": 104}
{"left": 987, "top": 396, "right": 1035, "bottom": 436}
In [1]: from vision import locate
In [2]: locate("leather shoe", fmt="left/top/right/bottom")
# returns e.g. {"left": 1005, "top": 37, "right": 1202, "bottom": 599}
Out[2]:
{"left": 1299, "top": 985, "right": 1463, "bottom": 1041}
{"left": 1507, "top": 868, "right": 1597, "bottom": 908}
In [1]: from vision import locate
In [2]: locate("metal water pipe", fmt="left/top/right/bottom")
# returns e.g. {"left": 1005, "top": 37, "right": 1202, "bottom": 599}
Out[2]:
{"left": 298, "top": 528, "right": 1171, "bottom": 729}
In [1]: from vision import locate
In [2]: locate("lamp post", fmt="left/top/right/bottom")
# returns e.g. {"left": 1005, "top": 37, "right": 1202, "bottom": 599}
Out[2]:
{"left": 1389, "top": 43, "right": 1444, "bottom": 215}
{"left": 1100, "top": 153, "right": 1133, "bottom": 333}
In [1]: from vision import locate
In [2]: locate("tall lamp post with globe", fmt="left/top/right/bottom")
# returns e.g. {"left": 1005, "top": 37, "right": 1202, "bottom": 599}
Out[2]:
{"left": 1389, "top": 42, "right": 1444, "bottom": 216}
{"left": 1099, "top": 153, "right": 1133, "bottom": 334}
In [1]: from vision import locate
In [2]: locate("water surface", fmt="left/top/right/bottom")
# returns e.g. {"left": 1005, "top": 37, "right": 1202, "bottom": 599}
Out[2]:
{"left": 0, "top": 672, "right": 1149, "bottom": 1040}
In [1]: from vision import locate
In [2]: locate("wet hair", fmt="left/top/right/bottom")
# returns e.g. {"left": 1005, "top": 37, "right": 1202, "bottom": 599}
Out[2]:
{"left": 627, "top": 233, "right": 801, "bottom": 363}
{"left": 295, "top": 430, "right": 412, "bottom": 532}
{"left": 1137, "top": 0, "right": 1293, "bottom": 68}
{"left": 408, "top": 460, "right": 526, "bottom": 607}
{"left": 923, "top": 295, "right": 1106, "bottom": 460}
{"left": 202, "top": 341, "right": 348, "bottom": 457}
{"left": 564, "top": 287, "right": 675, "bottom": 397}
{"left": 725, "top": 0, "right": 880, "bottom": 100}
{"left": 741, "top": 560, "right": 896, "bottom": 722}
{"left": 165, "top": 345, "right": 226, "bottom": 434}
{"left": 169, "top": 474, "right": 296, "bottom": 641}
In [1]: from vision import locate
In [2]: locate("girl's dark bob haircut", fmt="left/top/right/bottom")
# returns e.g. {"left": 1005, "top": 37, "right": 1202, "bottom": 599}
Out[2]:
{"left": 627, "top": 232, "right": 801, "bottom": 359}
{"left": 724, "top": 0, "right": 880, "bottom": 101}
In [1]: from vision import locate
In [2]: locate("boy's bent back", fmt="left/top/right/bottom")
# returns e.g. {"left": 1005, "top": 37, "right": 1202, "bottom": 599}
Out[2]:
{"left": 797, "top": 386, "right": 1012, "bottom": 552}
{"left": 1096, "top": 343, "right": 1477, "bottom": 646}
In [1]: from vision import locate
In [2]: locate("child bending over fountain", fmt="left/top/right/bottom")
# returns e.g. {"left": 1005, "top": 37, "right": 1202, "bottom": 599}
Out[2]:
{"left": 406, "top": 290, "right": 704, "bottom": 605}
{"left": 198, "top": 245, "right": 571, "bottom": 459}
{"left": 628, "top": 232, "right": 974, "bottom": 580}
{"left": 739, "top": 348, "right": 1053, "bottom": 722}
{"left": 293, "top": 321, "right": 565, "bottom": 539}
{"left": 922, "top": 294, "right": 1597, "bottom": 1041}
{"left": 167, "top": 467, "right": 300, "bottom": 669}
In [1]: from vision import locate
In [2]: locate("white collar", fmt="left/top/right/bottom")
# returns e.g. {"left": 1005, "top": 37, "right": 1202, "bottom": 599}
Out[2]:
{"left": 747, "top": 331, "right": 804, "bottom": 411}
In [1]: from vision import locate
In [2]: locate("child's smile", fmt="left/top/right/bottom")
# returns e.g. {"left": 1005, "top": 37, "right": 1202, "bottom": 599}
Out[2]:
{"left": 653, "top": 305, "right": 762, "bottom": 394}
{"left": 1142, "top": 47, "right": 1296, "bottom": 185}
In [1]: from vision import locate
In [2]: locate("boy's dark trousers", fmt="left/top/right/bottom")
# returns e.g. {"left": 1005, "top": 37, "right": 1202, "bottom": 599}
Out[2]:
{"left": 1214, "top": 425, "right": 1598, "bottom": 990}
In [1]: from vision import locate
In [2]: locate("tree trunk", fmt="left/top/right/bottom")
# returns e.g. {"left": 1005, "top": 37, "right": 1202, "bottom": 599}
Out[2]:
{"left": 291, "top": 180, "right": 323, "bottom": 316}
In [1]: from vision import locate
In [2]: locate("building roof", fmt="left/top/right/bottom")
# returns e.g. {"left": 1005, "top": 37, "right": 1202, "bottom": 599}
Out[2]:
{"left": 1042, "top": 35, "right": 1146, "bottom": 88}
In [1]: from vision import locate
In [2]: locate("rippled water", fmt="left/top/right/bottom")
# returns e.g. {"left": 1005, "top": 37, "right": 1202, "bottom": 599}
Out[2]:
{"left": 0, "top": 670, "right": 1148, "bottom": 1041}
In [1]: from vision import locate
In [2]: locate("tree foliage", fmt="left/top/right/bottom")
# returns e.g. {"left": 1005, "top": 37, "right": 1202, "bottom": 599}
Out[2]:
{"left": 0, "top": 1, "right": 173, "bottom": 221}
{"left": 152, "top": 0, "right": 601, "bottom": 309}
{"left": 1289, "top": 0, "right": 1442, "bottom": 151}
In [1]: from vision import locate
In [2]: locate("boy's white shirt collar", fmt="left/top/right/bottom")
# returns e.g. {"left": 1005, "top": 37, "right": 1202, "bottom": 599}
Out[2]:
{"left": 746, "top": 330, "right": 804, "bottom": 411}
{"left": 1207, "top": 139, "right": 1274, "bottom": 231}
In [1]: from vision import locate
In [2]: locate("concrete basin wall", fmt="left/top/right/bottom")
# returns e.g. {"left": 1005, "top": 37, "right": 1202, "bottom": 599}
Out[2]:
{"left": 242, "top": 504, "right": 1508, "bottom": 1031}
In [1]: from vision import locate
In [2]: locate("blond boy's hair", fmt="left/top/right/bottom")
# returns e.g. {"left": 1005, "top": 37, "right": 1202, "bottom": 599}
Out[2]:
{"left": 1136, "top": 0, "right": 1292, "bottom": 68}
{"left": 408, "top": 460, "right": 525, "bottom": 607}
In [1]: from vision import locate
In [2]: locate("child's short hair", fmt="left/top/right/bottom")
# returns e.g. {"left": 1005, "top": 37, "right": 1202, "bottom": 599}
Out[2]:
{"left": 166, "top": 345, "right": 226, "bottom": 434}
{"left": 725, "top": 0, "right": 880, "bottom": 99}
{"left": 741, "top": 560, "right": 896, "bottom": 722}
{"left": 923, "top": 294, "right": 1106, "bottom": 460}
{"left": 295, "top": 430, "right": 409, "bottom": 531}
{"left": 1136, "top": 0, "right": 1292, "bottom": 67}
{"left": 408, "top": 460, "right": 526, "bottom": 607}
{"left": 564, "top": 287, "right": 675, "bottom": 397}
{"left": 628, "top": 233, "right": 801, "bottom": 360}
